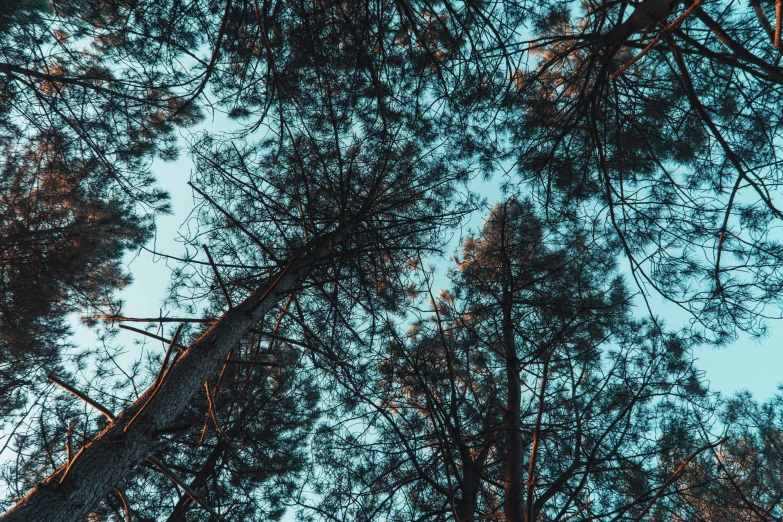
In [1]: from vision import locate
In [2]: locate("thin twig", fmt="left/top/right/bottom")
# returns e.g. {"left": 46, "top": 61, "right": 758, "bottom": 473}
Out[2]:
{"left": 47, "top": 375, "right": 115, "bottom": 421}
{"left": 776, "top": 0, "right": 782, "bottom": 48}
{"left": 203, "top": 245, "right": 233, "bottom": 310}
{"left": 118, "top": 324, "right": 187, "bottom": 350}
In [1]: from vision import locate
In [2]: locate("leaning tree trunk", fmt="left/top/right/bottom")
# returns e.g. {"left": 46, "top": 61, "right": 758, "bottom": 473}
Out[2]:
{"left": 0, "top": 229, "right": 347, "bottom": 522}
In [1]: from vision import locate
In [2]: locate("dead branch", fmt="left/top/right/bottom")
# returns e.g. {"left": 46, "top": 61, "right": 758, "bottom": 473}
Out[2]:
{"left": 750, "top": 0, "right": 776, "bottom": 43}
{"left": 118, "top": 324, "right": 187, "bottom": 350}
{"left": 47, "top": 375, "right": 115, "bottom": 421}
{"left": 66, "top": 423, "right": 73, "bottom": 464}
{"left": 93, "top": 315, "right": 216, "bottom": 324}
{"left": 204, "top": 382, "right": 231, "bottom": 444}
{"left": 225, "top": 359, "right": 280, "bottom": 366}
{"left": 203, "top": 245, "right": 233, "bottom": 310}
{"left": 113, "top": 489, "right": 131, "bottom": 522}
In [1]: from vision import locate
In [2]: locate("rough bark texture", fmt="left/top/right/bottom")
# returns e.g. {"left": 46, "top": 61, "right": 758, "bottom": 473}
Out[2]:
{"left": 0, "top": 234, "right": 342, "bottom": 522}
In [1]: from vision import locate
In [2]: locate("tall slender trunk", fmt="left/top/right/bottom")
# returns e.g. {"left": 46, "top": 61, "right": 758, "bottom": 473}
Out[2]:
{"left": 1, "top": 229, "right": 348, "bottom": 522}
{"left": 502, "top": 286, "right": 524, "bottom": 522}
{"left": 453, "top": 455, "right": 484, "bottom": 522}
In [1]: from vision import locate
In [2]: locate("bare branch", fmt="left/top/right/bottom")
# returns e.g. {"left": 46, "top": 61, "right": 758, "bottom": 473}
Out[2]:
{"left": 203, "top": 245, "right": 233, "bottom": 310}
{"left": 92, "top": 315, "right": 216, "bottom": 324}
{"left": 118, "top": 324, "right": 187, "bottom": 350}
{"left": 146, "top": 456, "right": 227, "bottom": 522}
{"left": 47, "top": 375, "right": 115, "bottom": 421}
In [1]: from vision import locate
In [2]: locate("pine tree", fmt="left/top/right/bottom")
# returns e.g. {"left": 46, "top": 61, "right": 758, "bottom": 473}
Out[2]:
{"left": 5, "top": 0, "right": 783, "bottom": 519}
{"left": 306, "top": 200, "right": 713, "bottom": 522}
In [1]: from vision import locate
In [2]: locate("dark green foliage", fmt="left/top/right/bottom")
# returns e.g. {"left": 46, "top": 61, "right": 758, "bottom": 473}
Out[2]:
{"left": 304, "top": 200, "right": 710, "bottom": 521}
{"left": 0, "top": 0, "right": 208, "bottom": 413}
{"left": 4, "top": 0, "right": 783, "bottom": 520}
{"left": 0, "top": 145, "right": 152, "bottom": 418}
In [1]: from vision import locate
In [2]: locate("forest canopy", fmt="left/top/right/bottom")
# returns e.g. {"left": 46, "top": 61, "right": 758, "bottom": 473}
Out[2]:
{"left": 2, "top": 0, "right": 783, "bottom": 520}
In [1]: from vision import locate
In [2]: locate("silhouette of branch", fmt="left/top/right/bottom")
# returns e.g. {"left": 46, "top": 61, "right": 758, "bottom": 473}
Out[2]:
{"left": 93, "top": 315, "right": 215, "bottom": 324}
{"left": 118, "top": 324, "right": 187, "bottom": 350}
{"left": 47, "top": 375, "right": 114, "bottom": 421}
{"left": 203, "top": 245, "right": 233, "bottom": 309}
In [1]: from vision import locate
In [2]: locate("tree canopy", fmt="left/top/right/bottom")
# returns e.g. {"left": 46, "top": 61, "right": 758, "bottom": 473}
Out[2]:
{"left": 2, "top": 0, "right": 783, "bottom": 520}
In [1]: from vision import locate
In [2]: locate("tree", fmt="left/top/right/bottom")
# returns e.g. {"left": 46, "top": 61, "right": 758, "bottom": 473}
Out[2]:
{"left": 0, "top": 54, "right": 473, "bottom": 516}
{"left": 4, "top": 0, "right": 783, "bottom": 519}
{"left": 0, "top": 151, "right": 152, "bottom": 419}
{"left": 499, "top": 0, "right": 783, "bottom": 341}
{"left": 302, "top": 199, "right": 714, "bottom": 522}
{"left": 0, "top": 0, "right": 209, "bottom": 415}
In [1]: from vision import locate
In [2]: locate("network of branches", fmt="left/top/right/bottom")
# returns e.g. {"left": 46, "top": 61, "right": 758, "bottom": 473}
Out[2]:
{"left": 2, "top": 0, "right": 783, "bottom": 520}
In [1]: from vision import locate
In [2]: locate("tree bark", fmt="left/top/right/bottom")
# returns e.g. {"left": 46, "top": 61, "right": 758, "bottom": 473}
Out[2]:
{"left": 0, "top": 230, "right": 347, "bottom": 522}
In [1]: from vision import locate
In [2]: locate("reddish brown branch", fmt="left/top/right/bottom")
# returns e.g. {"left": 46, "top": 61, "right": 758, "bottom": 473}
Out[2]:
{"left": 113, "top": 489, "right": 131, "bottom": 522}
{"left": 750, "top": 0, "right": 776, "bottom": 43}
{"left": 124, "top": 325, "right": 185, "bottom": 433}
{"left": 66, "top": 423, "right": 73, "bottom": 464}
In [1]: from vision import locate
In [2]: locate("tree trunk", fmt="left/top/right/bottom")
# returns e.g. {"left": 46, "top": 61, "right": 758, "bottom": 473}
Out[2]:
{"left": 453, "top": 460, "right": 479, "bottom": 522}
{"left": 0, "top": 230, "right": 347, "bottom": 522}
{"left": 502, "top": 287, "right": 524, "bottom": 522}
